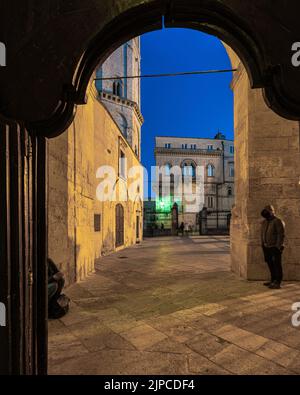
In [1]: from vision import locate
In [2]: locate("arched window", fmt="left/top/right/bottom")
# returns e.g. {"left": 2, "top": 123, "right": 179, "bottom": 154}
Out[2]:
{"left": 115, "top": 204, "right": 124, "bottom": 247}
{"left": 164, "top": 163, "right": 172, "bottom": 176}
{"left": 182, "top": 162, "right": 196, "bottom": 178}
{"left": 119, "top": 114, "right": 128, "bottom": 139}
{"left": 191, "top": 163, "right": 196, "bottom": 178}
{"left": 113, "top": 80, "right": 123, "bottom": 97}
{"left": 207, "top": 164, "right": 215, "bottom": 178}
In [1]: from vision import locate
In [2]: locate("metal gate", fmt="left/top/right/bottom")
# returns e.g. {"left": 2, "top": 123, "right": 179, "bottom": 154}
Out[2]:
{"left": 199, "top": 209, "right": 231, "bottom": 235}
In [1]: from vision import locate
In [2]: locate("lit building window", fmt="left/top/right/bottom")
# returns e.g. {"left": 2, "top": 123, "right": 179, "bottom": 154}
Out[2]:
{"left": 207, "top": 164, "right": 215, "bottom": 177}
{"left": 182, "top": 163, "right": 196, "bottom": 178}
{"left": 164, "top": 163, "right": 171, "bottom": 176}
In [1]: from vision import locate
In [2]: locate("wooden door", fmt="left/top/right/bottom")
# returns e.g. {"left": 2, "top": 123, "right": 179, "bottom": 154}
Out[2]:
{"left": 115, "top": 204, "right": 124, "bottom": 247}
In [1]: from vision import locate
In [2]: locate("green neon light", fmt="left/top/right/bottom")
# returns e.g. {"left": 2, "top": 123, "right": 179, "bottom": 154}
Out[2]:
{"left": 156, "top": 197, "right": 172, "bottom": 213}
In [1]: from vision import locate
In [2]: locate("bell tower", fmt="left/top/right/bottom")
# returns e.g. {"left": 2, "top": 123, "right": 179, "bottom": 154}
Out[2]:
{"left": 96, "top": 38, "right": 143, "bottom": 160}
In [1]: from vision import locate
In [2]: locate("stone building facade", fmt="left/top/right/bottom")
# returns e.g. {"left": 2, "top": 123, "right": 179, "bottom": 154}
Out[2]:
{"left": 48, "top": 40, "right": 143, "bottom": 286}
{"left": 154, "top": 134, "right": 235, "bottom": 231}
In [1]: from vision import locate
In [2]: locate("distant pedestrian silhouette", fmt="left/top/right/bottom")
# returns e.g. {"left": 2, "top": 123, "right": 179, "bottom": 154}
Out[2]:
{"left": 179, "top": 222, "right": 184, "bottom": 236}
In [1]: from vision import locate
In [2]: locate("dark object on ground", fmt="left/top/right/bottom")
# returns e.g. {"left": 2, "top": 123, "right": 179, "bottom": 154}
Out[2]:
{"left": 48, "top": 294, "right": 70, "bottom": 319}
{"left": 48, "top": 258, "right": 70, "bottom": 319}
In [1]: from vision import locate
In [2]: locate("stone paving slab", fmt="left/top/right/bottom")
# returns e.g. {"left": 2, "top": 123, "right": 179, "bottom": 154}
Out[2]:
{"left": 48, "top": 236, "right": 300, "bottom": 375}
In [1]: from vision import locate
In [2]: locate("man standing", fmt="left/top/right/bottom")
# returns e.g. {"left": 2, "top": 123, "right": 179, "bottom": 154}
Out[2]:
{"left": 261, "top": 205, "right": 285, "bottom": 289}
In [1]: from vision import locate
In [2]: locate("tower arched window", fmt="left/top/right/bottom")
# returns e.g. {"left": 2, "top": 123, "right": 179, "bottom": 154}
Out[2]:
{"left": 113, "top": 80, "right": 123, "bottom": 97}
{"left": 207, "top": 164, "right": 215, "bottom": 178}
{"left": 119, "top": 114, "right": 128, "bottom": 139}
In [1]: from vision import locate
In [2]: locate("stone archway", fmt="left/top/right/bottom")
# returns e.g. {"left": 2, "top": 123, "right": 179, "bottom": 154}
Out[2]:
{"left": 1, "top": 1, "right": 300, "bottom": 133}
{"left": 1, "top": 0, "right": 300, "bottom": 375}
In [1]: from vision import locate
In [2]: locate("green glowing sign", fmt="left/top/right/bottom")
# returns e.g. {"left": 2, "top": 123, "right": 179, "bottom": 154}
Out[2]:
{"left": 156, "top": 197, "right": 172, "bottom": 213}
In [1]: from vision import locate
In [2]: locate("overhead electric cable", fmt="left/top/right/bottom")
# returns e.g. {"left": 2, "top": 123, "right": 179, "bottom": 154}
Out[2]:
{"left": 94, "top": 68, "right": 237, "bottom": 81}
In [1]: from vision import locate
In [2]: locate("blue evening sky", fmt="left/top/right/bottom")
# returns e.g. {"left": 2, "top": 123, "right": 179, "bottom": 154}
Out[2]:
{"left": 140, "top": 28, "right": 234, "bottom": 178}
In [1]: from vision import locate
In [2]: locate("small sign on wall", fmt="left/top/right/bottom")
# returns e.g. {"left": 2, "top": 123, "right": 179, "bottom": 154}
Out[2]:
{"left": 0, "top": 303, "right": 6, "bottom": 327}
{"left": 0, "top": 42, "right": 6, "bottom": 67}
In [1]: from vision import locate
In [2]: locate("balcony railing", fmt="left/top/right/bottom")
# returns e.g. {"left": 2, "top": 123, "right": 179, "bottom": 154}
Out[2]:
{"left": 155, "top": 147, "right": 223, "bottom": 155}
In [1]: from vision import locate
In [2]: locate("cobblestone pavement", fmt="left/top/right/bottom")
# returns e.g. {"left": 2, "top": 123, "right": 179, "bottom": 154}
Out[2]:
{"left": 48, "top": 236, "right": 300, "bottom": 375}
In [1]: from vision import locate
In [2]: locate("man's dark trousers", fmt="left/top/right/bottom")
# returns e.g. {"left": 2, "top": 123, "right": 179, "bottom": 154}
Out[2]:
{"left": 263, "top": 247, "right": 283, "bottom": 284}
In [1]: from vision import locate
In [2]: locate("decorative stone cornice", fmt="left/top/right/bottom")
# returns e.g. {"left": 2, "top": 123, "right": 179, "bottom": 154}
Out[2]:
{"left": 155, "top": 148, "right": 223, "bottom": 157}
{"left": 99, "top": 91, "right": 144, "bottom": 125}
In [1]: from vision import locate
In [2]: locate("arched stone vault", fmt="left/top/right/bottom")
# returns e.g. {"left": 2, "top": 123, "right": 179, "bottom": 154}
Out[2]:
{"left": 0, "top": 0, "right": 300, "bottom": 137}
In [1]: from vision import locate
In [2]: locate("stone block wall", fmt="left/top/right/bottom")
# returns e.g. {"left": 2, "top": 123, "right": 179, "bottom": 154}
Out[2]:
{"left": 227, "top": 46, "right": 300, "bottom": 280}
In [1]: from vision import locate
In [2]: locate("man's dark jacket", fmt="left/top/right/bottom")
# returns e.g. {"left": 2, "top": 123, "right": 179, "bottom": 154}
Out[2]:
{"left": 261, "top": 216, "right": 285, "bottom": 250}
